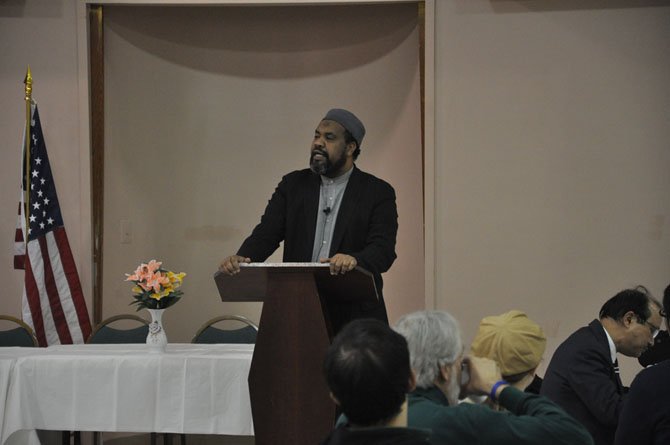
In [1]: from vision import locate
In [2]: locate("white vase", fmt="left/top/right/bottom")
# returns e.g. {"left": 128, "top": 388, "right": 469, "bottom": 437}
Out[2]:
{"left": 146, "top": 308, "right": 168, "bottom": 353}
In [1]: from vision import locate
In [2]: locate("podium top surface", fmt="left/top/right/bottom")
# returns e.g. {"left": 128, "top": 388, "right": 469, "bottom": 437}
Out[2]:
{"left": 214, "top": 262, "right": 378, "bottom": 303}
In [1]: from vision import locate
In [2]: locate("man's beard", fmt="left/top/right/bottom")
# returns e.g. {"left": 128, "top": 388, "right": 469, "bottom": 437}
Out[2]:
{"left": 310, "top": 149, "right": 346, "bottom": 176}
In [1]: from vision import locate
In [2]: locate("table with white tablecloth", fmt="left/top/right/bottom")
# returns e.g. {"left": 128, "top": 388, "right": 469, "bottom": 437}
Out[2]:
{"left": 0, "top": 343, "right": 254, "bottom": 444}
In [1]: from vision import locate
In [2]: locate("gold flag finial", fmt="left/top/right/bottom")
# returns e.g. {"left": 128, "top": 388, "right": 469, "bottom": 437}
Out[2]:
{"left": 23, "top": 67, "right": 33, "bottom": 233}
{"left": 24, "top": 66, "right": 33, "bottom": 102}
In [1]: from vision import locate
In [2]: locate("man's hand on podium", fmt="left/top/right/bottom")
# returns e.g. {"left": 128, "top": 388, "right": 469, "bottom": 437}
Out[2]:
{"left": 219, "top": 255, "right": 251, "bottom": 275}
{"left": 320, "top": 253, "right": 357, "bottom": 275}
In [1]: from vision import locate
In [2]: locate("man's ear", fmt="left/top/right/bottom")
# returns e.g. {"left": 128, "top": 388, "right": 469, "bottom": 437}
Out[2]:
{"left": 329, "top": 391, "right": 340, "bottom": 406}
{"left": 439, "top": 362, "right": 451, "bottom": 383}
{"left": 623, "top": 311, "right": 637, "bottom": 327}
{"left": 346, "top": 142, "right": 357, "bottom": 157}
{"left": 408, "top": 369, "right": 417, "bottom": 392}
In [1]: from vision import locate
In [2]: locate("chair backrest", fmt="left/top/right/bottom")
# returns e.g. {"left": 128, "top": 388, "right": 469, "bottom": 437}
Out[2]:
{"left": 0, "top": 315, "right": 38, "bottom": 347}
{"left": 192, "top": 315, "right": 258, "bottom": 344}
{"left": 87, "top": 314, "right": 149, "bottom": 344}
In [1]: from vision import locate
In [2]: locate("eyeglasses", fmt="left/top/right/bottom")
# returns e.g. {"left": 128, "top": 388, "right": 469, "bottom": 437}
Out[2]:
{"left": 638, "top": 317, "right": 661, "bottom": 339}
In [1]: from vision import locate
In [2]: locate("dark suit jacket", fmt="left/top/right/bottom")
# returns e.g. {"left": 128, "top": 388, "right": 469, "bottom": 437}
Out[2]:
{"left": 614, "top": 359, "right": 670, "bottom": 445}
{"left": 541, "top": 319, "right": 626, "bottom": 445}
{"left": 237, "top": 166, "right": 398, "bottom": 332}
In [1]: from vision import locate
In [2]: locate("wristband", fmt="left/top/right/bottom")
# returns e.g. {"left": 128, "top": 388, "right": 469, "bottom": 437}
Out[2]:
{"left": 490, "top": 380, "right": 509, "bottom": 402}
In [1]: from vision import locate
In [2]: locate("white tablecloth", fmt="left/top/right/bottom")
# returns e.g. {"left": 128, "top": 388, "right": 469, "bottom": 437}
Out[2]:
{"left": 0, "top": 343, "right": 254, "bottom": 444}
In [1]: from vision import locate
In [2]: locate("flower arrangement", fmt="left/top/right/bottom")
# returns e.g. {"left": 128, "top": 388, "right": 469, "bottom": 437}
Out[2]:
{"left": 125, "top": 260, "right": 186, "bottom": 310}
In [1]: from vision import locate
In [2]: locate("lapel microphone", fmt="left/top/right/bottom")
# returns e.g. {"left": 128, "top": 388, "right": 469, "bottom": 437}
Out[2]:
{"left": 323, "top": 207, "right": 331, "bottom": 215}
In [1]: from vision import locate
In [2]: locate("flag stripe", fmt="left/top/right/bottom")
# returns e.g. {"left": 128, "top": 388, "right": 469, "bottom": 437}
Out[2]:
{"left": 50, "top": 229, "right": 89, "bottom": 343}
{"left": 38, "top": 235, "right": 73, "bottom": 344}
{"left": 23, "top": 256, "right": 48, "bottom": 346}
{"left": 14, "top": 202, "right": 26, "bottom": 270}
{"left": 28, "top": 237, "right": 65, "bottom": 345}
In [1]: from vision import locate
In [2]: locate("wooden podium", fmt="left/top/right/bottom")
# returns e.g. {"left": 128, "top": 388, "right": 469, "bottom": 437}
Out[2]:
{"left": 214, "top": 263, "right": 378, "bottom": 445}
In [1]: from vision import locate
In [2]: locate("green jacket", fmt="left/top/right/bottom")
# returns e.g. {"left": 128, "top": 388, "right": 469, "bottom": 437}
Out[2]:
{"left": 408, "top": 386, "right": 593, "bottom": 445}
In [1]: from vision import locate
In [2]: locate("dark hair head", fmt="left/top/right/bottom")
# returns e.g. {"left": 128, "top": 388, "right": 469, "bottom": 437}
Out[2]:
{"left": 599, "top": 285, "right": 661, "bottom": 323}
{"left": 323, "top": 318, "right": 410, "bottom": 426}
{"left": 663, "top": 284, "right": 670, "bottom": 319}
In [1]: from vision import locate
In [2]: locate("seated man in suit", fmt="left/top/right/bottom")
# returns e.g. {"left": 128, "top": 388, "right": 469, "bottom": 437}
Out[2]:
{"left": 541, "top": 286, "right": 663, "bottom": 445}
{"left": 469, "top": 309, "right": 547, "bottom": 405}
{"left": 615, "top": 291, "right": 670, "bottom": 445}
{"left": 321, "top": 318, "right": 430, "bottom": 445}
{"left": 394, "top": 310, "right": 593, "bottom": 445}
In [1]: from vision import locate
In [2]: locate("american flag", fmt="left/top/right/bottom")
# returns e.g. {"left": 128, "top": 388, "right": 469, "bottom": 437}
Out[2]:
{"left": 14, "top": 103, "right": 92, "bottom": 346}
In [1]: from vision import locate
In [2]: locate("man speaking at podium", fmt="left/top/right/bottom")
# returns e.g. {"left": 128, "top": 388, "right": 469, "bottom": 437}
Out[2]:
{"left": 219, "top": 108, "right": 398, "bottom": 329}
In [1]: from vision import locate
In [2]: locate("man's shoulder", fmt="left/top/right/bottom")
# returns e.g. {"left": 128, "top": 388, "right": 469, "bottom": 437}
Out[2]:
{"left": 281, "top": 168, "right": 314, "bottom": 181}
{"left": 354, "top": 166, "right": 391, "bottom": 183}
{"left": 408, "top": 389, "right": 450, "bottom": 422}
{"left": 556, "top": 320, "right": 605, "bottom": 353}
{"left": 275, "top": 169, "right": 318, "bottom": 189}
{"left": 409, "top": 391, "right": 484, "bottom": 422}
{"left": 278, "top": 167, "right": 396, "bottom": 195}
{"left": 635, "top": 359, "right": 670, "bottom": 385}
{"left": 627, "top": 361, "right": 670, "bottom": 415}
{"left": 544, "top": 321, "right": 610, "bottom": 382}
{"left": 352, "top": 167, "right": 396, "bottom": 193}
{"left": 409, "top": 396, "right": 515, "bottom": 443}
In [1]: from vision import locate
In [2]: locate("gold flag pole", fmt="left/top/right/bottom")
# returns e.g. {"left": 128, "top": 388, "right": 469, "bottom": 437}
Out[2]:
{"left": 24, "top": 67, "right": 32, "bottom": 233}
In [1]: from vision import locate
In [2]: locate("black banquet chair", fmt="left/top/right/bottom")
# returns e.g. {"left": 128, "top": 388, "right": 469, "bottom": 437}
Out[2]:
{"left": 86, "top": 313, "right": 149, "bottom": 344}
{"left": 192, "top": 315, "right": 258, "bottom": 344}
{"left": 0, "top": 315, "right": 38, "bottom": 347}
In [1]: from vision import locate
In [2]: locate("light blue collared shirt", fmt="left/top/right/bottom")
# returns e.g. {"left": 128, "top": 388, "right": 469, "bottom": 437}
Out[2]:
{"left": 311, "top": 167, "right": 353, "bottom": 262}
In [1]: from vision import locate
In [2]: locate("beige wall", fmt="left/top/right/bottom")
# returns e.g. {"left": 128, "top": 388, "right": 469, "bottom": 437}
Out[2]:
{"left": 1, "top": 0, "right": 669, "bottom": 387}
{"left": 433, "top": 1, "right": 670, "bottom": 384}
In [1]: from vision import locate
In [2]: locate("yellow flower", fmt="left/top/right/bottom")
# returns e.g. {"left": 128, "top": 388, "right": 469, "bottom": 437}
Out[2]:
{"left": 167, "top": 271, "right": 186, "bottom": 288}
{"left": 163, "top": 282, "right": 175, "bottom": 294}
{"left": 150, "top": 288, "right": 171, "bottom": 300}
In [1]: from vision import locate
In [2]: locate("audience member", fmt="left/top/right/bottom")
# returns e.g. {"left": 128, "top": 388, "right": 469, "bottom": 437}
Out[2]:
{"left": 321, "top": 318, "right": 431, "bottom": 445}
{"left": 614, "top": 289, "right": 670, "bottom": 444}
{"left": 541, "top": 286, "right": 663, "bottom": 445}
{"left": 394, "top": 310, "right": 593, "bottom": 445}
{"left": 638, "top": 283, "right": 670, "bottom": 367}
{"left": 470, "top": 309, "right": 546, "bottom": 404}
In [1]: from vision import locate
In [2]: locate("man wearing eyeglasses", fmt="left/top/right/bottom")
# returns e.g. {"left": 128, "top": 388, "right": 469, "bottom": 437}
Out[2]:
{"left": 541, "top": 286, "right": 663, "bottom": 445}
